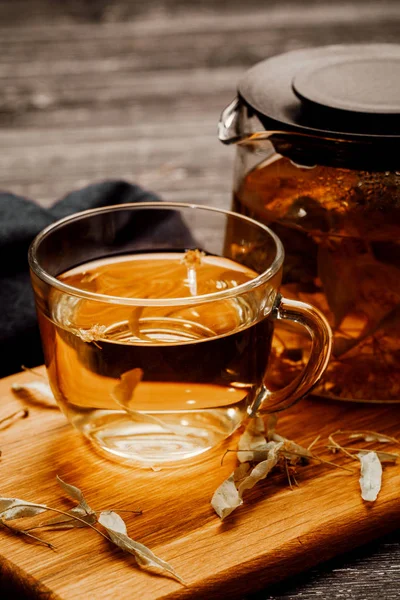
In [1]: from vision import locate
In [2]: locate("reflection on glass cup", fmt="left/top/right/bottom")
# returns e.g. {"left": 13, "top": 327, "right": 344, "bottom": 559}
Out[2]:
{"left": 29, "top": 203, "right": 332, "bottom": 466}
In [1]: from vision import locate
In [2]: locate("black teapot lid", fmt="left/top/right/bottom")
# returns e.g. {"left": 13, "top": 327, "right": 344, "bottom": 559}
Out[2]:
{"left": 238, "top": 44, "right": 400, "bottom": 144}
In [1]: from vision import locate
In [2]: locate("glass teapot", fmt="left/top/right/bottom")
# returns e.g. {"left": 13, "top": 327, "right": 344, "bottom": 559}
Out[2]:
{"left": 219, "top": 44, "right": 400, "bottom": 403}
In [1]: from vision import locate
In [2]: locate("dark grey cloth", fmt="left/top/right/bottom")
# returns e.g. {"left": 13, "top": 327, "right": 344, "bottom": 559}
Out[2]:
{"left": 0, "top": 180, "right": 161, "bottom": 378}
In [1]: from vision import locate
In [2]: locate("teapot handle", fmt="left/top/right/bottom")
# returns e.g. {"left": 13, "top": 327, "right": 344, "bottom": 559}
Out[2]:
{"left": 218, "top": 97, "right": 281, "bottom": 145}
{"left": 218, "top": 97, "right": 245, "bottom": 144}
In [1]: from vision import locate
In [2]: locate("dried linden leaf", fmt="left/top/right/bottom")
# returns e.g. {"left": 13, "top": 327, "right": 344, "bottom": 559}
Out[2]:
{"left": 349, "top": 431, "right": 396, "bottom": 444}
{"left": 212, "top": 415, "right": 313, "bottom": 519}
{"left": 326, "top": 443, "right": 399, "bottom": 464}
{"left": 237, "top": 417, "right": 267, "bottom": 463}
{"left": 38, "top": 477, "right": 97, "bottom": 529}
{"left": 210, "top": 463, "right": 251, "bottom": 520}
{"left": 265, "top": 416, "right": 312, "bottom": 461}
{"left": 99, "top": 510, "right": 127, "bottom": 534}
{"left": 271, "top": 433, "right": 313, "bottom": 462}
{"left": 358, "top": 451, "right": 382, "bottom": 502}
{"left": 56, "top": 476, "right": 94, "bottom": 515}
{"left": 98, "top": 511, "right": 184, "bottom": 584}
{"left": 0, "top": 499, "right": 48, "bottom": 520}
{"left": 242, "top": 442, "right": 280, "bottom": 464}
{"left": 237, "top": 442, "right": 283, "bottom": 497}
{"left": 357, "top": 450, "right": 398, "bottom": 464}
{"left": 211, "top": 475, "right": 242, "bottom": 519}
{"left": 0, "top": 499, "right": 18, "bottom": 512}
{"left": 212, "top": 442, "right": 285, "bottom": 519}
{"left": 111, "top": 368, "right": 143, "bottom": 408}
{"left": 11, "top": 380, "right": 57, "bottom": 408}
{"left": 212, "top": 416, "right": 397, "bottom": 519}
{"left": 39, "top": 508, "right": 98, "bottom": 530}
{"left": 0, "top": 480, "right": 180, "bottom": 583}
{"left": 112, "top": 369, "right": 194, "bottom": 439}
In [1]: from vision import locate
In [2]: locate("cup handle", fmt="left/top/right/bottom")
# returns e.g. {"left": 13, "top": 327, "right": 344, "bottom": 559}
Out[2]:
{"left": 248, "top": 294, "right": 332, "bottom": 416}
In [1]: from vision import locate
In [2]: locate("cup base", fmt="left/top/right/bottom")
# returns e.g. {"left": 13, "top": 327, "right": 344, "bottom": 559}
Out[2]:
{"left": 91, "top": 427, "right": 212, "bottom": 466}
{"left": 77, "top": 409, "right": 243, "bottom": 466}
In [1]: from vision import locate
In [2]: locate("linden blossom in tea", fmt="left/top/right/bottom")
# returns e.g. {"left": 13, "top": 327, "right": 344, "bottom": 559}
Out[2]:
{"left": 29, "top": 203, "right": 331, "bottom": 465}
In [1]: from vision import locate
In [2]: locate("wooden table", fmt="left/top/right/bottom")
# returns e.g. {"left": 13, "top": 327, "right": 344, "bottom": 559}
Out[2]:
{"left": 1, "top": 1, "right": 400, "bottom": 598}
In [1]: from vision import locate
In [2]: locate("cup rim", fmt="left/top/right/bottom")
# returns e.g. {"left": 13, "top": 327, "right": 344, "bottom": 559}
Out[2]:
{"left": 28, "top": 202, "right": 284, "bottom": 307}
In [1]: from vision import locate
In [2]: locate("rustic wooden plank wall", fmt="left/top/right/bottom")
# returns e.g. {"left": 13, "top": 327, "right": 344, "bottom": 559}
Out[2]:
{"left": 1, "top": 1, "right": 400, "bottom": 598}
{"left": 0, "top": 1, "right": 399, "bottom": 207}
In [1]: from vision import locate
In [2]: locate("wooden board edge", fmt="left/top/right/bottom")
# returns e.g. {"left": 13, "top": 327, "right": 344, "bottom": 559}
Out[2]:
{"left": 0, "top": 554, "right": 59, "bottom": 600}
{"left": 161, "top": 500, "right": 400, "bottom": 599}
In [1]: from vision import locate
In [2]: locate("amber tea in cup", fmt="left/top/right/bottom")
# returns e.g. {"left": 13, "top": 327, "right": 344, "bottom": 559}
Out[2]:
{"left": 29, "top": 203, "right": 331, "bottom": 465}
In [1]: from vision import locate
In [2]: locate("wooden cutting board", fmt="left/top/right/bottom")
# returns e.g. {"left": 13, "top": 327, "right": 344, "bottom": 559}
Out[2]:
{"left": 1, "top": 367, "right": 400, "bottom": 600}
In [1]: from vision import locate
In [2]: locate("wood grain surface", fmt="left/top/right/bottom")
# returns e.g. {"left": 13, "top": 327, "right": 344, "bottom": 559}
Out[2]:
{"left": 1, "top": 1, "right": 400, "bottom": 598}
{"left": 0, "top": 367, "right": 400, "bottom": 600}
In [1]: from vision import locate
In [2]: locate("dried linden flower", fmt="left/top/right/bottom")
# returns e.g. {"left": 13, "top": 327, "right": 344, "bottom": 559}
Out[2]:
{"left": 358, "top": 451, "right": 383, "bottom": 502}
{"left": 212, "top": 416, "right": 396, "bottom": 518}
{"left": 181, "top": 249, "right": 205, "bottom": 268}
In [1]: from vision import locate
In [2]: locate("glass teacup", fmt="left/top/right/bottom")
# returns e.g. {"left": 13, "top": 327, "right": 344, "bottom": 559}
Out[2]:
{"left": 29, "top": 203, "right": 331, "bottom": 465}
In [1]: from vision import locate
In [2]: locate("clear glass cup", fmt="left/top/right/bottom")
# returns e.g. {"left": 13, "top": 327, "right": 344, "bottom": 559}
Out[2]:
{"left": 29, "top": 203, "right": 332, "bottom": 466}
